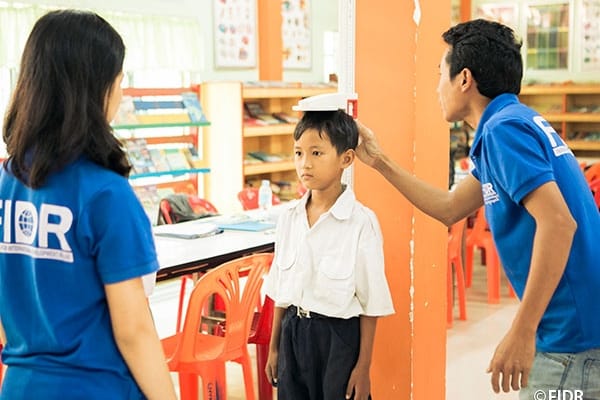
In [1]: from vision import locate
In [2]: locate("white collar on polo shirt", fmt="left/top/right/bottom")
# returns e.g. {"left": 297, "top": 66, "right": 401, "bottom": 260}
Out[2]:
{"left": 291, "top": 184, "right": 354, "bottom": 221}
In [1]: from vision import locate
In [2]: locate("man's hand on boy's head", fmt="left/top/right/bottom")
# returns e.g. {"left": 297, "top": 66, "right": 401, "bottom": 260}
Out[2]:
{"left": 355, "top": 120, "right": 383, "bottom": 168}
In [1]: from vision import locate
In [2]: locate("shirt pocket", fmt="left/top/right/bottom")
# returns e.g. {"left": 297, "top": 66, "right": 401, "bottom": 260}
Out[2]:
{"left": 273, "top": 250, "right": 299, "bottom": 300}
{"left": 314, "top": 255, "right": 354, "bottom": 308}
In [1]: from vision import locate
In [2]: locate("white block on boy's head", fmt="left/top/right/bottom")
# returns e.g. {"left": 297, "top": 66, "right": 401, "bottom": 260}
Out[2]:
{"left": 293, "top": 92, "right": 358, "bottom": 119}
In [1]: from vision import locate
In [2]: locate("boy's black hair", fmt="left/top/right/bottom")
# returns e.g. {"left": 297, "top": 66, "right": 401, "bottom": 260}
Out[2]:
{"left": 442, "top": 19, "right": 523, "bottom": 99}
{"left": 3, "top": 9, "right": 128, "bottom": 188}
{"left": 293, "top": 110, "right": 358, "bottom": 154}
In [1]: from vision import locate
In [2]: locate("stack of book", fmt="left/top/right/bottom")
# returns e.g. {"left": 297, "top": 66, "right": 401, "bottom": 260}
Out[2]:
{"left": 125, "top": 139, "right": 193, "bottom": 175}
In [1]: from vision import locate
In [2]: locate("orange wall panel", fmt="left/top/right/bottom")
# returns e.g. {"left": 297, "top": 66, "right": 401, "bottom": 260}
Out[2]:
{"left": 355, "top": 2, "right": 451, "bottom": 399}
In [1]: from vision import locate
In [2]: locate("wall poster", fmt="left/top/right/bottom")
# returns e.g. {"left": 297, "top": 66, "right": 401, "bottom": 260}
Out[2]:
{"left": 282, "top": 0, "right": 311, "bottom": 69}
{"left": 213, "top": 0, "right": 257, "bottom": 68}
{"left": 582, "top": 0, "right": 600, "bottom": 71}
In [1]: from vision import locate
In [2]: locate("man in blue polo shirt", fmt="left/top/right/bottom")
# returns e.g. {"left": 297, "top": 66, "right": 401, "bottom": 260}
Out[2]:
{"left": 356, "top": 19, "right": 600, "bottom": 399}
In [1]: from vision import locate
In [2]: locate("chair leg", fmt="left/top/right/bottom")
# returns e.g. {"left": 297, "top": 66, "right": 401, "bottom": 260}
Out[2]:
{"left": 486, "top": 250, "right": 501, "bottom": 304}
{"left": 199, "top": 365, "right": 225, "bottom": 400}
{"left": 256, "top": 343, "right": 273, "bottom": 400}
{"left": 447, "top": 260, "right": 454, "bottom": 328}
{"left": 465, "top": 245, "right": 474, "bottom": 288}
{"left": 178, "top": 373, "right": 199, "bottom": 400}
{"left": 455, "top": 258, "right": 467, "bottom": 321}
{"left": 241, "top": 352, "right": 257, "bottom": 400}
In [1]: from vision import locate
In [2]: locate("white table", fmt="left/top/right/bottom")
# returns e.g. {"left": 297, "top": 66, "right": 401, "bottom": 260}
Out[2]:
{"left": 152, "top": 208, "right": 283, "bottom": 282}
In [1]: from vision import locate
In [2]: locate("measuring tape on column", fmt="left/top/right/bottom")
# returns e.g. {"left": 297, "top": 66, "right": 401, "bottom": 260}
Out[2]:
{"left": 291, "top": 1, "right": 358, "bottom": 187}
{"left": 339, "top": 0, "right": 356, "bottom": 188}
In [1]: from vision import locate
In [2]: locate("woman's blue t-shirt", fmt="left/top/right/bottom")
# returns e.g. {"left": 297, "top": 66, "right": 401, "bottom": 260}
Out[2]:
{"left": 0, "top": 157, "right": 158, "bottom": 399}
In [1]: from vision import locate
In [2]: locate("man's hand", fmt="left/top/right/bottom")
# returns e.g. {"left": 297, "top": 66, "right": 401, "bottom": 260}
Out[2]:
{"left": 487, "top": 327, "right": 536, "bottom": 393}
{"left": 355, "top": 120, "right": 383, "bottom": 168}
{"left": 345, "top": 364, "right": 371, "bottom": 400}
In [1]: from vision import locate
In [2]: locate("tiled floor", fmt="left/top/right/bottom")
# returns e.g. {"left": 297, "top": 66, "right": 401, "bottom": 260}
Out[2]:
{"left": 149, "top": 250, "right": 520, "bottom": 400}
{"left": 446, "top": 257, "right": 520, "bottom": 400}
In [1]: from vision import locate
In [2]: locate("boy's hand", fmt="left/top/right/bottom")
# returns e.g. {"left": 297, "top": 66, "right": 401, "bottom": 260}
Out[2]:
{"left": 355, "top": 120, "right": 383, "bottom": 168}
{"left": 345, "top": 365, "right": 371, "bottom": 400}
{"left": 265, "top": 349, "right": 279, "bottom": 387}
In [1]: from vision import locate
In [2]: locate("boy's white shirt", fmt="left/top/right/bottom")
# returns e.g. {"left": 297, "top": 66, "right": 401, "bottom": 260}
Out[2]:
{"left": 263, "top": 186, "right": 395, "bottom": 319}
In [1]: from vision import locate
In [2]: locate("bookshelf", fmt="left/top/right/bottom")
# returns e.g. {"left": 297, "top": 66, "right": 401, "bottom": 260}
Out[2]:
{"left": 112, "top": 87, "right": 211, "bottom": 222}
{"left": 200, "top": 81, "right": 337, "bottom": 212}
{"left": 519, "top": 84, "right": 600, "bottom": 162}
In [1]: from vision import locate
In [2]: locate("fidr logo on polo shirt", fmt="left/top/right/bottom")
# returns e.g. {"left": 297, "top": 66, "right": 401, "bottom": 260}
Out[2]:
{"left": 0, "top": 199, "right": 74, "bottom": 262}
{"left": 482, "top": 183, "right": 500, "bottom": 205}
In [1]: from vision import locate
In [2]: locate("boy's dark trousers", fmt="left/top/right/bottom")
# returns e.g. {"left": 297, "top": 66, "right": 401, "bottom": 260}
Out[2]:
{"left": 276, "top": 306, "right": 372, "bottom": 400}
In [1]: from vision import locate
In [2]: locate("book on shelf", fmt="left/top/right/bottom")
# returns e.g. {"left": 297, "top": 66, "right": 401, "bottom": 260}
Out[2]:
{"left": 163, "top": 148, "right": 191, "bottom": 170}
{"left": 126, "top": 139, "right": 156, "bottom": 174}
{"left": 181, "top": 92, "right": 208, "bottom": 123}
{"left": 244, "top": 102, "right": 281, "bottom": 125}
{"left": 182, "top": 145, "right": 205, "bottom": 168}
{"left": 148, "top": 148, "right": 171, "bottom": 172}
{"left": 112, "top": 96, "right": 139, "bottom": 126}
{"left": 272, "top": 112, "right": 299, "bottom": 124}
{"left": 247, "top": 151, "right": 284, "bottom": 163}
{"left": 133, "top": 185, "right": 161, "bottom": 224}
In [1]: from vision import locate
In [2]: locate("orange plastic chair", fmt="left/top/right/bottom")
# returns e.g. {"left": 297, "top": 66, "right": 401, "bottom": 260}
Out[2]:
{"left": 237, "top": 187, "right": 281, "bottom": 211}
{"left": 465, "top": 208, "right": 515, "bottom": 304}
{"left": 584, "top": 163, "right": 600, "bottom": 185}
{"left": 447, "top": 218, "right": 467, "bottom": 328}
{"left": 162, "top": 253, "right": 273, "bottom": 400}
{"left": 173, "top": 263, "right": 276, "bottom": 400}
{"left": 590, "top": 179, "right": 600, "bottom": 210}
{"left": 159, "top": 195, "right": 218, "bottom": 224}
{"left": 248, "top": 295, "right": 275, "bottom": 400}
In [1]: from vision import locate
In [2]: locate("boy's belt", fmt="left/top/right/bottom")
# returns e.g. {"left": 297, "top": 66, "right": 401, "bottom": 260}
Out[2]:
{"left": 288, "top": 305, "right": 328, "bottom": 319}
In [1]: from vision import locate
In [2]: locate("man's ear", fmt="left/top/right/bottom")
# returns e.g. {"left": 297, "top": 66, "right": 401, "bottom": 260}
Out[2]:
{"left": 460, "top": 68, "right": 474, "bottom": 91}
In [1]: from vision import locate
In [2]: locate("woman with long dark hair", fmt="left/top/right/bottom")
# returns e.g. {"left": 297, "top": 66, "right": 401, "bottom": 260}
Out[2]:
{"left": 0, "top": 10, "right": 176, "bottom": 399}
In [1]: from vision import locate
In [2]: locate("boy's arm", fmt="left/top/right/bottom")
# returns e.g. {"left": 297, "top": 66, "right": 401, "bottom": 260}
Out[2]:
{"left": 345, "top": 315, "right": 377, "bottom": 400}
{"left": 265, "top": 306, "right": 286, "bottom": 386}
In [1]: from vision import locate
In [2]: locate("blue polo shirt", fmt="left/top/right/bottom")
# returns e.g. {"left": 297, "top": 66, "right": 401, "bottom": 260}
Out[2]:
{"left": 0, "top": 157, "right": 158, "bottom": 399}
{"left": 470, "top": 93, "right": 600, "bottom": 353}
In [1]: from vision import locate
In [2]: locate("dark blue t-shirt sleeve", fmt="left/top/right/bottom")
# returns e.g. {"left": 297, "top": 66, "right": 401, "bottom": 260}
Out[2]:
{"left": 483, "top": 118, "right": 555, "bottom": 204}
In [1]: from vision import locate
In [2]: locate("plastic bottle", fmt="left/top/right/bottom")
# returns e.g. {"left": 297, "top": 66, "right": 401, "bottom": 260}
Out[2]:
{"left": 258, "top": 180, "right": 273, "bottom": 211}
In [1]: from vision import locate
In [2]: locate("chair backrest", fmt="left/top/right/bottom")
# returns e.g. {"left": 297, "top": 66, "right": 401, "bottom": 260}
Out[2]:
{"left": 237, "top": 187, "right": 281, "bottom": 210}
{"left": 448, "top": 218, "right": 466, "bottom": 262}
{"left": 466, "top": 207, "right": 488, "bottom": 247}
{"left": 584, "top": 163, "right": 600, "bottom": 184}
{"left": 176, "top": 253, "right": 274, "bottom": 364}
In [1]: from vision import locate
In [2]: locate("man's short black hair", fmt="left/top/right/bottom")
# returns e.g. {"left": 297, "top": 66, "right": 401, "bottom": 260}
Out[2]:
{"left": 442, "top": 19, "right": 523, "bottom": 99}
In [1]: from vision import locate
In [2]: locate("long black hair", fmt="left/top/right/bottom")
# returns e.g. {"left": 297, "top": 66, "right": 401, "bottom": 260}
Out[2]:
{"left": 3, "top": 9, "right": 130, "bottom": 188}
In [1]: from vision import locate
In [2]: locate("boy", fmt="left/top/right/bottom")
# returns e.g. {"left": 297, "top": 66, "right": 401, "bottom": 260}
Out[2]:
{"left": 264, "top": 110, "right": 395, "bottom": 400}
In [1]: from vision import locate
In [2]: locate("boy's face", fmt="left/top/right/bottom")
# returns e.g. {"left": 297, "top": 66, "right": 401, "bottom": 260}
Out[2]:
{"left": 294, "top": 128, "right": 353, "bottom": 192}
